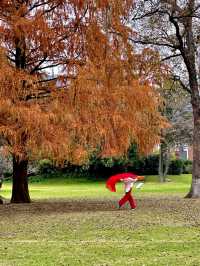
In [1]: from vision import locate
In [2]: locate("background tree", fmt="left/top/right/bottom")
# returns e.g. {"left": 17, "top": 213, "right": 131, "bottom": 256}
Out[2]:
{"left": 0, "top": 1, "right": 165, "bottom": 203}
{"left": 159, "top": 80, "right": 193, "bottom": 182}
{"left": 132, "top": 0, "right": 200, "bottom": 197}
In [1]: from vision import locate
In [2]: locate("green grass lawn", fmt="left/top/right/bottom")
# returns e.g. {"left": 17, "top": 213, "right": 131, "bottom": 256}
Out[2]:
{"left": 1, "top": 174, "right": 192, "bottom": 200}
{"left": 1, "top": 174, "right": 200, "bottom": 266}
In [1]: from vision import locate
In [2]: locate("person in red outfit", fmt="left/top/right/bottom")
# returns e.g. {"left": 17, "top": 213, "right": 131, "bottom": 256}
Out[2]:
{"left": 106, "top": 172, "right": 144, "bottom": 209}
{"left": 119, "top": 177, "right": 137, "bottom": 209}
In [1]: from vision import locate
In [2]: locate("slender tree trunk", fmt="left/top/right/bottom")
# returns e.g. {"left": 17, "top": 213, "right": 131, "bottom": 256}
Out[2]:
{"left": 159, "top": 142, "right": 169, "bottom": 182}
{"left": 159, "top": 143, "right": 164, "bottom": 182}
{"left": 163, "top": 148, "right": 169, "bottom": 178}
{"left": 185, "top": 107, "right": 200, "bottom": 198}
{"left": 11, "top": 156, "right": 31, "bottom": 203}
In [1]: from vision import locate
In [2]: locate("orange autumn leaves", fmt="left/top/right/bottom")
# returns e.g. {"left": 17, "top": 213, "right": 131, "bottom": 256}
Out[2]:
{"left": 0, "top": 1, "right": 166, "bottom": 164}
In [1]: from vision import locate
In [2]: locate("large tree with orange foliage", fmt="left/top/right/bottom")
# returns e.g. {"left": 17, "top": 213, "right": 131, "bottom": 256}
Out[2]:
{"left": 0, "top": 0, "right": 165, "bottom": 203}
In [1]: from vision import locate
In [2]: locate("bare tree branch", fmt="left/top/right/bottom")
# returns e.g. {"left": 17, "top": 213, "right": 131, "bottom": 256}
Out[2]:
{"left": 129, "top": 38, "right": 179, "bottom": 49}
{"left": 161, "top": 53, "right": 181, "bottom": 61}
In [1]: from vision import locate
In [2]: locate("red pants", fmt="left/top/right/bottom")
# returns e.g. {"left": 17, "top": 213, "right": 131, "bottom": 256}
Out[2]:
{"left": 119, "top": 190, "right": 136, "bottom": 209}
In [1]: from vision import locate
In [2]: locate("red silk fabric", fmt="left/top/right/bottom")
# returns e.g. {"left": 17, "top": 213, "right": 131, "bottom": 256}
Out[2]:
{"left": 106, "top": 172, "right": 138, "bottom": 192}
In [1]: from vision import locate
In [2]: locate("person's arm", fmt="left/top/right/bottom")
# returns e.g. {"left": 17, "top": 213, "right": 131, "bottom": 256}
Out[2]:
{"left": 126, "top": 177, "right": 137, "bottom": 182}
{"left": 137, "top": 176, "right": 145, "bottom": 181}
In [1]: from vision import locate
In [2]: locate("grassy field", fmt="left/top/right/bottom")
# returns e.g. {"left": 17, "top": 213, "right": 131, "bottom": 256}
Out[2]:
{"left": 1, "top": 174, "right": 200, "bottom": 266}
{"left": 1, "top": 174, "right": 193, "bottom": 200}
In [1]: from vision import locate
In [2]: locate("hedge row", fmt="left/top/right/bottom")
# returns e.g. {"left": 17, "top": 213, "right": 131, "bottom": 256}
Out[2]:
{"left": 38, "top": 155, "right": 193, "bottom": 177}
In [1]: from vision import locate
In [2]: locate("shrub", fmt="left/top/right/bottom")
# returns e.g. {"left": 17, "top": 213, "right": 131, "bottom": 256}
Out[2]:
{"left": 3, "top": 171, "right": 12, "bottom": 179}
{"left": 183, "top": 160, "right": 193, "bottom": 174}
{"left": 38, "top": 159, "right": 56, "bottom": 174}
{"left": 168, "top": 159, "right": 184, "bottom": 175}
{"left": 127, "top": 154, "right": 159, "bottom": 175}
{"left": 143, "top": 155, "right": 159, "bottom": 175}
{"left": 28, "top": 175, "right": 44, "bottom": 183}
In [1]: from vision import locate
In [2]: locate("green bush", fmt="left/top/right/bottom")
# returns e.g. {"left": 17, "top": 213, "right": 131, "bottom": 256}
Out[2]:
{"left": 3, "top": 171, "right": 12, "bottom": 179}
{"left": 143, "top": 155, "right": 159, "bottom": 175}
{"left": 28, "top": 175, "right": 44, "bottom": 183}
{"left": 64, "top": 146, "right": 159, "bottom": 177}
{"left": 38, "top": 159, "right": 56, "bottom": 174}
{"left": 58, "top": 143, "right": 191, "bottom": 177}
{"left": 183, "top": 160, "right": 193, "bottom": 174}
{"left": 168, "top": 159, "right": 184, "bottom": 175}
{"left": 127, "top": 153, "right": 159, "bottom": 175}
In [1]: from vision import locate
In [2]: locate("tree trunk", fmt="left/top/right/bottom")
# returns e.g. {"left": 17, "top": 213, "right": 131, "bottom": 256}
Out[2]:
{"left": 11, "top": 156, "right": 31, "bottom": 203}
{"left": 185, "top": 106, "right": 200, "bottom": 198}
{"left": 163, "top": 148, "right": 169, "bottom": 178}
{"left": 183, "top": 4, "right": 200, "bottom": 197}
{"left": 159, "top": 142, "right": 169, "bottom": 182}
{"left": 159, "top": 143, "right": 164, "bottom": 182}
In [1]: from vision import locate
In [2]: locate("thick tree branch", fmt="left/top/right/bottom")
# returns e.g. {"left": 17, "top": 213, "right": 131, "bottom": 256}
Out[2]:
{"left": 168, "top": 15, "right": 185, "bottom": 54}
